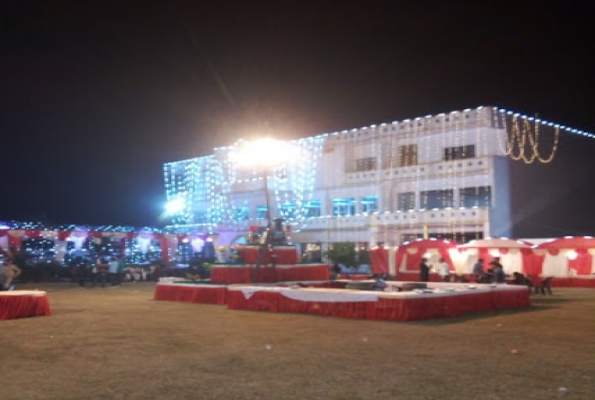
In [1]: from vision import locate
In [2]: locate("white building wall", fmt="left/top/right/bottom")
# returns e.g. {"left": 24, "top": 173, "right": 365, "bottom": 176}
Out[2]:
{"left": 165, "top": 106, "right": 522, "bottom": 248}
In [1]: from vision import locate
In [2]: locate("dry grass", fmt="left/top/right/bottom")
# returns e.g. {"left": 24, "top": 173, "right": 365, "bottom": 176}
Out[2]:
{"left": 1, "top": 282, "right": 594, "bottom": 400}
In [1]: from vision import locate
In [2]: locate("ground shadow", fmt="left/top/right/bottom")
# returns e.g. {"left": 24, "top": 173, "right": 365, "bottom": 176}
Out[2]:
{"left": 410, "top": 303, "right": 564, "bottom": 326}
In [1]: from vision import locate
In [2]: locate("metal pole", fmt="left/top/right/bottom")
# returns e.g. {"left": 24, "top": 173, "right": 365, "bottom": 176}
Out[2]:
{"left": 253, "top": 167, "right": 276, "bottom": 283}
{"left": 263, "top": 168, "right": 272, "bottom": 228}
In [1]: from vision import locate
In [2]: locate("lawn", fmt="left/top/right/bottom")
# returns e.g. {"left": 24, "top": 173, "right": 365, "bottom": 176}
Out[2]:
{"left": 1, "top": 282, "right": 593, "bottom": 400}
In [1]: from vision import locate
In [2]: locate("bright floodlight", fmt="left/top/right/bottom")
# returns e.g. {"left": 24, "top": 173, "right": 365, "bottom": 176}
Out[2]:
{"left": 165, "top": 198, "right": 185, "bottom": 214}
{"left": 231, "top": 138, "right": 300, "bottom": 169}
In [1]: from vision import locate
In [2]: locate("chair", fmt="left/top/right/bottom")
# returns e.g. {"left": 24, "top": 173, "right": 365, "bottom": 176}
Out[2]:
{"left": 534, "top": 276, "right": 554, "bottom": 295}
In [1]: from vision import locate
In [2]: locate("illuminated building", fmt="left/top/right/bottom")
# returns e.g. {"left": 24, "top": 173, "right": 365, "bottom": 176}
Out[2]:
{"left": 164, "top": 106, "right": 594, "bottom": 254}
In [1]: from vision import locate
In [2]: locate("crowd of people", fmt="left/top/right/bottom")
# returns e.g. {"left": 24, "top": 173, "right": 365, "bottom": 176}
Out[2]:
{"left": 471, "top": 257, "right": 506, "bottom": 283}
{"left": 417, "top": 257, "right": 453, "bottom": 282}
{"left": 69, "top": 257, "right": 176, "bottom": 288}
{"left": 3, "top": 248, "right": 529, "bottom": 292}
{"left": 415, "top": 256, "right": 516, "bottom": 284}
{"left": 0, "top": 245, "right": 217, "bottom": 290}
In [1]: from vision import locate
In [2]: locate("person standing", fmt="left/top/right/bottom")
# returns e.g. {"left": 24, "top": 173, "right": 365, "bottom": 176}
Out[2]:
{"left": 419, "top": 258, "right": 430, "bottom": 282}
{"left": 116, "top": 256, "right": 126, "bottom": 286}
{"left": 1, "top": 258, "right": 21, "bottom": 291}
{"left": 472, "top": 258, "right": 486, "bottom": 283}
{"left": 108, "top": 257, "right": 119, "bottom": 286}
{"left": 490, "top": 257, "right": 506, "bottom": 283}
{"left": 437, "top": 258, "right": 450, "bottom": 282}
{"left": 94, "top": 257, "right": 109, "bottom": 288}
{"left": 77, "top": 258, "right": 89, "bottom": 287}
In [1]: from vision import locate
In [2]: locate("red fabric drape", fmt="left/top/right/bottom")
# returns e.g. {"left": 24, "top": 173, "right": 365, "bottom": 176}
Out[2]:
{"left": 57, "top": 230, "right": 72, "bottom": 241}
{"left": 0, "top": 295, "right": 52, "bottom": 320}
{"left": 527, "top": 251, "right": 592, "bottom": 277}
{"left": 24, "top": 229, "right": 41, "bottom": 238}
{"left": 395, "top": 241, "right": 459, "bottom": 281}
{"left": 568, "top": 253, "right": 592, "bottom": 275}
{"left": 225, "top": 289, "right": 530, "bottom": 322}
{"left": 8, "top": 235, "right": 22, "bottom": 250}
{"left": 154, "top": 284, "right": 227, "bottom": 305}
{"left": 239, "top": 246, "right": 299, "bottom": 264}
{"left": 398, "top": 250, "right": 424, "bottom": 276}
{"left": 158, "top": 235, "right": 170, "bottom": 261}
{"left": 370, "top": 248, "right": 389, "bottom": 274}
{"left": 210, "top": 264, "right": 329, "bottom": 284}
{"left": 396, "top": 248, "right": 449, "bottom": 280}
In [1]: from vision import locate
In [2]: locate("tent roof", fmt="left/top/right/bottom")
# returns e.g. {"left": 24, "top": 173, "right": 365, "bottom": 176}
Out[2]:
{"left": 535, "top": 236, "right": 595, "bottom": 250}
{"left": 458, "top": 238, "right": 533, "bottom": 249}
{"left": 399, "top": 239, "right": 459, "bottom": 249}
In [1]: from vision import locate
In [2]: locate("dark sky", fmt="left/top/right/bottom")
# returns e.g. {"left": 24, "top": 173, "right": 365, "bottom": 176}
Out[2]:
{"left": 1, "top": 0, "right": 593, "bottom": 228}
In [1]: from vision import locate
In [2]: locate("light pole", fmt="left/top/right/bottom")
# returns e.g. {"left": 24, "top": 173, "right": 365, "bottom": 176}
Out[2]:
{"left": 231, "top": 138, "right": 299, "bottom": 228}
{"left": 262, "top": 166, "right": 272, "bottom": 230}
{"left": 230, "top": 138, "right": 300, "bottom": 281}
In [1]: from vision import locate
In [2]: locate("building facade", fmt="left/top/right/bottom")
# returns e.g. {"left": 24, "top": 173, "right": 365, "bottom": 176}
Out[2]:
{"left": 163, "top": 106, "right": 595, "bottom": 256}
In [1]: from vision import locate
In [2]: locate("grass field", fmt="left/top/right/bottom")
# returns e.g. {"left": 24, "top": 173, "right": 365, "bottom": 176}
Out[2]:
{"left": 1, "top": 282, "right": 594, "bottom": 400}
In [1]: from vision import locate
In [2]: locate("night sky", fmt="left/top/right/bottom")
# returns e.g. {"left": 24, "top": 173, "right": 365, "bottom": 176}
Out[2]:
{"left": 1, "top": 0, "right": 593, "bottom": 228}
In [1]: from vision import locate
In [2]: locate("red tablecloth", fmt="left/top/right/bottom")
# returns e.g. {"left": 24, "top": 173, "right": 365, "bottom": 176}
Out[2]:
{"left": 210, "top": 264, "right": 329, "bottom": 284}
{"left": 369, "top": 290, "right": 529, "bottom": 321}
{"left": 226, "top": 286, "right": 530, "bottom": 322}
{"left": 239, "top": 246, "right": 299, "bottom": 264}
{"left": 0, "top": 292, "right": 52, "bottom": 320}
{"left": 153, "top": 283, "right": 228, "bottom": 305}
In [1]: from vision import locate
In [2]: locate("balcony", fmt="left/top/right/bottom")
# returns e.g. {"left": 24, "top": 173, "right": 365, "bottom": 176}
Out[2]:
{"left": 298, "top": 207, "right": 489, "bottom": 231}
{"left": 345, "top": 156, "right": 491, "bottom": 184}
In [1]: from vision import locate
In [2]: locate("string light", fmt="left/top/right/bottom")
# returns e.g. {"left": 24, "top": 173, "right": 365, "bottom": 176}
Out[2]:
{"left": 497, "top": 108, "right": 564, "bottom": 164}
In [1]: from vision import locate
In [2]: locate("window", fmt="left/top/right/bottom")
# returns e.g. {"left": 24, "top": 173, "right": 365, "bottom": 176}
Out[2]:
{"left": 195, "top": 211, "right": 208, "bottom": 224}
{"left": 305, "top": 200, "right": 321, "bottom": 218}
{"left": 256, "top": 205, "right": 268, "bottom": 220}
{"left": 333, "top": 198, "right": 356, "bottom": 216}
{"left": 444, "top": 145, "right": 475, "bottom": 161}
{"left": 355, "top": 157, "right": 377, "bottom": 172}
{"left": 460, "top": 186, "right": 491, "bottom": 208}
{"left": 233, "top": 206, "right": 249, "bottom": 220}
{"left": 361, "top": 196, "right": 379, "bottom": 213}
{"left": 420, "top": 190, "right": 454, "bottom": 209}
{"left": 399, "top": 144, "right": 418, "bottom": 166}
{"left": 280, "top": 202, "right": 296, "bottom": 219}
{"left": 396, "top": 192, "right": 415, "bottom": 211}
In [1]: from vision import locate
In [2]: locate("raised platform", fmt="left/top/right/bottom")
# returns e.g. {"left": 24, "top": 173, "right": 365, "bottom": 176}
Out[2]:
{"left": 210, "top": 263, "right": 329, "bottom": 284}
{"left": 0, "top": 290, "right": 52, "bottom": 321}
{"left": 154, "top": 281, "right": 530, "bottom": 322}
{"left": 238, "top": 245, "right": 299, "bottom": 264}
